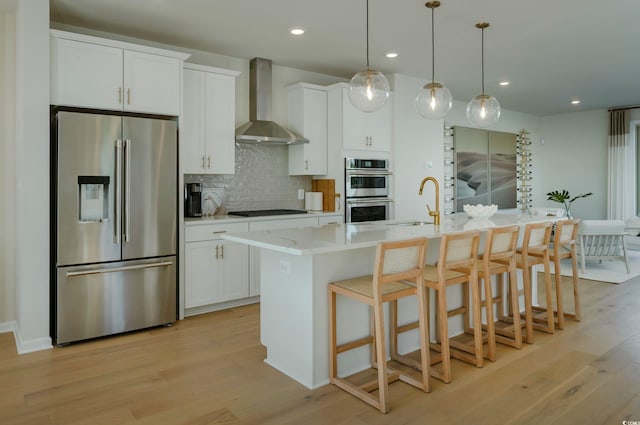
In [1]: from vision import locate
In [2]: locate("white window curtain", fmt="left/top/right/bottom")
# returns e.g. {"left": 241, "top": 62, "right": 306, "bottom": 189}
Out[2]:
{"left": 607, "top": 109, "right": 634, "bottom": 219}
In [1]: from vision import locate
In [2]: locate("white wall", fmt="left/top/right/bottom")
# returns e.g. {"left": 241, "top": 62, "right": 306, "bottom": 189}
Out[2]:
{"left": 0, "top": 11, "right": 15, "bottom": 328}
{"left": 538, "top": 110, "right": 608, "bottom": 219}
{"left": 13, "top": 0, "right": 50, "bottom": 352}
{"left": 391, "top": 74, "right": 445, "bottom": 221}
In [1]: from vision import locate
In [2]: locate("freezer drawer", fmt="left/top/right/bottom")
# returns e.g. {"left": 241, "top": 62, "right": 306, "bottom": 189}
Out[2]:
{"left": 55, "top": 256, "right": 176, "bottom": 345}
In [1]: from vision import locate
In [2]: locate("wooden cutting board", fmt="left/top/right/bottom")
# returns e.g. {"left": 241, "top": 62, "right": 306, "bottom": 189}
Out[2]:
{"left": 312, "top": 179, "right": 336, "bottom": 212}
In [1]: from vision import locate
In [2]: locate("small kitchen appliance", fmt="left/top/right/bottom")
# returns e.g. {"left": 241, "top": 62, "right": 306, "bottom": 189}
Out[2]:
{"left": 185, "top": 183, "right": 203, "bottom": 217}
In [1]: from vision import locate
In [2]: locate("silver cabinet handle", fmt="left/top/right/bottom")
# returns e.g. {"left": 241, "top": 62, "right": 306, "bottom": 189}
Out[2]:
{"left": 208, "top": 156, "right": 211, "bottom": 169}
{"left": 202, "top": 155, "right": 205, "bottom": 169}
{"left": 305, "top": 159, "right": 308, "bottom": 171}
{"left": 124, "top": 139, "right": 131, "bottom": 243}
{"left": 212, "top": 230, "right": 227, "bottom": 234}
{"left": 221, "top": 244, "right": 224, "bottom": 259}
{"left": 118, "top": 87, "right": 123, "bottom": 105}
{"left": 127, "top": 88, "right": 131, "bottom": 105}
{"left": 114, "top": 139, "right": 122, "bottom": 244}
{"left": 66, "top": 261, "right": 174, "bottom": 277}
{"left": 215, "top": 245, "right": 219, "bottom": 260}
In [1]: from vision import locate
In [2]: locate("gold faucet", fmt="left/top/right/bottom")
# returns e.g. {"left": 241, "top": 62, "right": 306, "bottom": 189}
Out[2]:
{"left": 418, "top": 177, "right": 440, "bottom": 225}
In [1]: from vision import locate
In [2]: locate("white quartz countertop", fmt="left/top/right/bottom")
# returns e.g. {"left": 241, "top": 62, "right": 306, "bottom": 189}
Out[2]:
{"left": 222, "top": 213, "right": 558, "bottom": 256}
{"left": 184, "top": 211, "right": 342, "bottom": 226}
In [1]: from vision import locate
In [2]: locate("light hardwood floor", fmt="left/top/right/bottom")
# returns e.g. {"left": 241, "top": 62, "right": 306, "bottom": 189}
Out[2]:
{"left": 2, "top": 273, "right": 640, "bottom": 425}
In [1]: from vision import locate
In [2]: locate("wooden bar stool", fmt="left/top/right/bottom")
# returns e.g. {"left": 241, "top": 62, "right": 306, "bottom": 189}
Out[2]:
{"left": 469, "top": 225, "right": 522, "bottom": 361}
{"left": 328, "top": 237, "right": 430, "bottom": 414}
{"left": 550, "top": 219, "right": 581, "bottom": 329}
{"left": 422, "top": 230, "right": 481, "bottom": 384}
{"left": 514, "top": 221, "right": 554, "bottom": 343}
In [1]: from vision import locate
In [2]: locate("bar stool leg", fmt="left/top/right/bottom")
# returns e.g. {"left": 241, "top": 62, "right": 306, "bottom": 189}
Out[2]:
{"left": 542, "top": 252, "right": 555, "bottom": 333}
{"left": 372, "top": 297, "right": 389, "bottom": 413}
{"left": 470, "top": 274, "right": 484, "bottom": 367}
{"left": 329, "top": 289, "right": 337, "bottom": 380}
{"left": 507, "top": 265, "right": 522, "bottom": 348}
{"left": 522, "top": 264, "right": 534, "bottom": 344}
{"left": 436, "top": 288, "right": 451, "bottom": 383}
{"left": 482, "top": 274, "right": 497, "bottom": 362}
{"left": 553, "top": 255, "right": 565, "bottom": 330}
{"left": 571, "top": 250, "right": 582, "bottom": 321}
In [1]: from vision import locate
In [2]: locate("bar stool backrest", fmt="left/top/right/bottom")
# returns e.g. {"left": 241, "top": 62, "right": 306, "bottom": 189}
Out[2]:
{"left": 485, "top": 225, "right": 520, "bottom": 261}
{"left": 521, "top": 222, "right": 553, "bottom": 257}
{"left": 375, "top": 238, "right": 427, "bottom": 287}
{"left": 437, "top": 230, "right": 480, "bottom": 272}
{"left": 555, "top": 219, "right": 580, "bottom": 247}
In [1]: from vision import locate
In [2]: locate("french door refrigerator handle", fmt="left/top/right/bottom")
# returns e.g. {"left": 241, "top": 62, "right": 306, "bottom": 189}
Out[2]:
{"left": 66, "top": 261, "right": 174, "bottom": 277}
{"left": 114, "top": 139, "right": 122, "bottom": 244}
{"left": 124, "top": 139, "right": 131, "bottom": 243}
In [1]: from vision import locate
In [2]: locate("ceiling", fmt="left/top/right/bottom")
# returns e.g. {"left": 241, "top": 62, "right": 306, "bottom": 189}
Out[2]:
{"left": 50, "top": 0, "right": 640, "bottom": 116}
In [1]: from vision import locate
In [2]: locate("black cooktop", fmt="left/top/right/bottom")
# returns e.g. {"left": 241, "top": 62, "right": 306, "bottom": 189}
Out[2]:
{"left": 228, "top": 209, "right": 308, "bottom": 217}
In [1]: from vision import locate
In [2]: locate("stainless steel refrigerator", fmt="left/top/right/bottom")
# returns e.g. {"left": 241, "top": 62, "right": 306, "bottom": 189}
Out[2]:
{"left": 51, "top": 109, "right": 177, "bottom": 345}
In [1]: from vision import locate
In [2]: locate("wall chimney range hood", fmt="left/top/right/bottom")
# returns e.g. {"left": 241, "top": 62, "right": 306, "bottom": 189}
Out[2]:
{"left": 235, "top": 58, "right": 309, "bottom": 145}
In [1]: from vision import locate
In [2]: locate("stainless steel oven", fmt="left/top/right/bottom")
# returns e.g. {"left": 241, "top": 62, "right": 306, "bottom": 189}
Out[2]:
{"left": 345, "top": 158, "right": 391, "bottom": 197}
{"left": 346, "top": 197, "right": 393, "bottom": 222}
{"left": 345, "top": 158, "right": 392, "bottom": 222}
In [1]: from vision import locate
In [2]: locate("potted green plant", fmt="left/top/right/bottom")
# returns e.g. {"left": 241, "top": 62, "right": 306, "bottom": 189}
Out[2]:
{"left": 546, "top": 189, "right": 593, "bottom": 218}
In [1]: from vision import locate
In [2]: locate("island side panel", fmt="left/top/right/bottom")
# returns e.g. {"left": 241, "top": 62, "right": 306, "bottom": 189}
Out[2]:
{"left": 259, "top": 247, "right": 380, "bottom": 389}
{"left": 259, "top": 249, "right": 316, "bottom": 388}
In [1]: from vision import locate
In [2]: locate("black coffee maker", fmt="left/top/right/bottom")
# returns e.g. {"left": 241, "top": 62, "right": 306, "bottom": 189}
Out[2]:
{"left": 185, "top": 183, "right": 203, "bottom": 217}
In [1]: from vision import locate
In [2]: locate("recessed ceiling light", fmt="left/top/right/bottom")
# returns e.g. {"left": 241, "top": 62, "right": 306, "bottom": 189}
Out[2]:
{"left": 385, "top": 52, "right": 398, "bottom": 58}
{"left": 571, "top": 99, "right": 581, "bottom": 105}
{"left": 499, "top": 81, "right": 510, "bottom": 86}
{"left": 289, "top": 27, "right": 305, "bottom": 36}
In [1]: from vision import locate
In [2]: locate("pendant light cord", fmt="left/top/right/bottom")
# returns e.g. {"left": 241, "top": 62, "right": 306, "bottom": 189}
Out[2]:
{"left": 431, "top": 5, "right": 435, "bottom": 83}
{"left": 481, "top": 26, "right": 485, "bottom": 95}
{"left": 366, "top": 0, "right": 370, "bottom": 69}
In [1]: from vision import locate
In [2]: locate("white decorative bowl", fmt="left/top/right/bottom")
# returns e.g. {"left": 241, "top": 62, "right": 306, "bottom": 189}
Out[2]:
{"left": 463, "top": 203, "right": 498, "bottom": 219}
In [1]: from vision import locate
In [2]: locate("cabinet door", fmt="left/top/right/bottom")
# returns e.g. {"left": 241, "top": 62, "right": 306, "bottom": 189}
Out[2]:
{"left": 219, "top": 241, "right": 249, "bottom": 302}
{"left": 366, "top": 100, "right": 391, "bottom": 151}
{"left": 124, "top": 50, "right": 181, "bottom": 116}
{"left": 288, "top": 87, "right": 327, "bottom": 175}
{"left": 51, "top": 37, "right": 123, "bottom": 111}
{"left": 184, "top": 241, "right": 218, "bottom": 308}
{"left": 205, "top": 72, "right": 236, "bottom": 174}
{"left": 341, "top": 88, "right": 367, "bottom": 150}
{"left": 182, "top": 69, "right": 207, "bottom": 174}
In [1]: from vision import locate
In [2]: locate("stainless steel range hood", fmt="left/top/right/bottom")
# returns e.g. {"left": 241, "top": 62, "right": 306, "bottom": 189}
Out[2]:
{"left": 235, "top": 58, "right": 309, "bottom": 145}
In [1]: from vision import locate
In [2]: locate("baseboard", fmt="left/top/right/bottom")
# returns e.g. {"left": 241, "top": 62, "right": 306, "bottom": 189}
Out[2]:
{"left": 184, "top": 296, "right": 260, "bottom": 317}
{"left": 0, "top": 321, "right": 16, "bottom": 334}
{"left": 13, "top": 326, "right": 52, "bottom": 354}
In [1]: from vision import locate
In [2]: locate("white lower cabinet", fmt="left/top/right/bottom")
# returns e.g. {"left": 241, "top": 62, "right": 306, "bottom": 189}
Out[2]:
{"left": 184, "top": 222, "right": 250, "bottom": 312}
{"left": 184, "top": 214, "right": 343, "bottom": 315}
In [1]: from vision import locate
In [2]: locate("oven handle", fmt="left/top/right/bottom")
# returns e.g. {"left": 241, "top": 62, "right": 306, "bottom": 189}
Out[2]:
{"left": 347, "top": 198, "right": 394, "bottom": 205}
{"left": 346, "top": 170, "right": 392, "bottom": 176}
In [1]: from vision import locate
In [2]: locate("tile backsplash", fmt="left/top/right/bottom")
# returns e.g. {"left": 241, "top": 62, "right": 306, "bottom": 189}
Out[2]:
{"left": 185, "top": 143, "right": 312, "bottom": 213}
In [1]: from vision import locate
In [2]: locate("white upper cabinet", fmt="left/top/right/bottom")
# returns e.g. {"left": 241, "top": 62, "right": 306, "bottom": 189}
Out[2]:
{"left": 339, "top": 86, "right": 392, "bottom": 152}
{"left": 287, "top": 83, "right": 328, "bottom": 175}
{"left": 50, "top": 30, "right": 189, "bottom": 116}
{"left": 182, "top": 64, "right": 240, "bottom": 174}
{"left": 123, "top": 50, "right": 182, "bottom": 115}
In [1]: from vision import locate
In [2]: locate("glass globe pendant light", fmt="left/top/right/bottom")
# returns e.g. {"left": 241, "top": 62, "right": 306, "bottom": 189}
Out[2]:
{"left": 466, "top": 22, "right": 501, "bottom": 127}
{"left": 416, "top": 1, "right": 452, "bottom": 119}
{"left": 348, "top": 0, "right": 390, "bottom": 113}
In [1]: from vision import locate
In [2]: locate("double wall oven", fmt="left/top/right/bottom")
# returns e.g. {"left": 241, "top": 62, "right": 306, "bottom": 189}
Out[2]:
{"left": 345, "top": 158, "right": 392, "bottom": 222}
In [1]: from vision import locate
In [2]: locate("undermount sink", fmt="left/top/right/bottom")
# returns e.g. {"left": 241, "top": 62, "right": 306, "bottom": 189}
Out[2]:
{"left": 391, "top": 221, "right": 434, "bottom": 226}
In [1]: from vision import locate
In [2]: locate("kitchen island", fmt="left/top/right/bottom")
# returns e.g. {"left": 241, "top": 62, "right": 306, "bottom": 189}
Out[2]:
{"left": 223, "top": 213, "right": 556, "bottom": 389}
